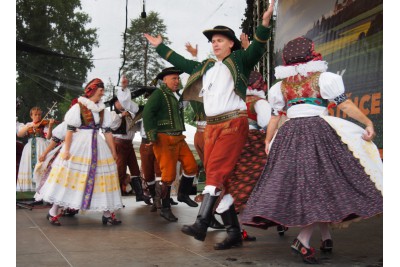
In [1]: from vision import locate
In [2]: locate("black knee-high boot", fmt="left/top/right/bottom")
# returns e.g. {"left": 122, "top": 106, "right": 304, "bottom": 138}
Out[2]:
{"left": 160, "top": 185, "right": 178, "bottom": 222}
{"left": 177, "top": 175, "right": 198, "bottom": 207}
{"left": 131, "top": 176, "right": 151, "bottom": 204}
{"left": 181, "top": 193, "right": 219, "bottom": 241}
{"left": 214, "top": 204, "right": 243, "bottom": 250}
{"left": 209, "top": 214, "right": 225, "bottom": 229}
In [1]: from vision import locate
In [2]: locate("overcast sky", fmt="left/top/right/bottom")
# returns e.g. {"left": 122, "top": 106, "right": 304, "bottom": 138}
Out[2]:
{"left": 80, "top": 0, "right": 247, "bottom": 86}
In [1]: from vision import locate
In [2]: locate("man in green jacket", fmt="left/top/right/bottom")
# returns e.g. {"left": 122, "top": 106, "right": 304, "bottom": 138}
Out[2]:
{"left": 142, "top": 67, "right": 198, "bottom": 222}
{"left": 144, "top": 0, "right": 274, "bottom": 249}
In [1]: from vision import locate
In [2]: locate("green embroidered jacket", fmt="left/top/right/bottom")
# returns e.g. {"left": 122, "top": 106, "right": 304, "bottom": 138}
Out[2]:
{"left": 142, "top": 84, "right": 185, "bottom": 142}
{"left": 155, "top": 25, "right": 271, "bottom": 102}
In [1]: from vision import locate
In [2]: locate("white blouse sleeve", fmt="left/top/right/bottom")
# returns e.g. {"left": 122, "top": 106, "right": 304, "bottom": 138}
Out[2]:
{"left": 268, "top": 81, "right": 286, "bottom": 115}
{"left": 16, "top": 122, "right": 25, "bottom": 134}
{"left": 64, "top": 104, "right": 82, "bottom": 128}
{"left": 109, "top": 111, "right": 122, "bottom": 130}
{"left": 102, "top": 109, "right": 113, "bottom": 129}
{"left": 51, "top": 121, "right": 67, "bottom": 140}
{"left": 117, "top": 88, "right": 139, "bottom": 114}
{"left": 254, "top": 99, "right": 272, "bottom": 128}
{"left": 319, "top": 72, "right": 346, "bottom": 103}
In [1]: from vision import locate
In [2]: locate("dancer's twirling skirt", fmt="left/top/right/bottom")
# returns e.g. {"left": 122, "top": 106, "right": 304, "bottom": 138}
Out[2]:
{"left": 241, "top": 116, "right": 383, "bottom": 229}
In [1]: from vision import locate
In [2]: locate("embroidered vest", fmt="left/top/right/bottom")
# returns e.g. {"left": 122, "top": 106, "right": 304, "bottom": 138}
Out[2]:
{"left": 281, "top": 72, "right": 322, "bottom": 101}
{"left": 281, "top": 72, "right": 329, "bottom": 109}
{"left": 111, "top": 113, "right": 127, "bottom": 135}
{"left": 79, "top": 103, "right": 104, "bottom": 126}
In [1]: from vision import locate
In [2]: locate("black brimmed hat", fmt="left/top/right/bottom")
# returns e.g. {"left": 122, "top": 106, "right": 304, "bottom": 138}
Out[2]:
{"left": 203, "top": 25, "right": 241, "bottom": 51}
{"left": 155, "top": 67, "right": 183, "bottom": 80}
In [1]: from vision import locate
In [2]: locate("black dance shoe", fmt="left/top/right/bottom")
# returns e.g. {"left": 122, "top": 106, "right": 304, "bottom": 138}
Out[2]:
{"left": 62, "top": 208, "right": 79, "bottom": 217}
{"left": 291, "top": 238, "right": 318, "bottom": 264}
{"left": 170, "top": 197, "right": 179, "bottom": 205}
{"left": 277, "top": 225, "right": 289, "bottom": 236}
{"left": 320, "top": 239, "right": 333, "bottom": 252}
{"left": 102, "top": 213, "right": 122, "bottom": 225}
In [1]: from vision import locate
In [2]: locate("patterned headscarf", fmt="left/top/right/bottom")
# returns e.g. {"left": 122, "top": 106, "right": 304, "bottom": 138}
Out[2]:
{"left": 248, "top": 71, "right": 268, "bottom": 92}
{"left": 282, "top": 37, "right": 322, "bottom": 66}
{"left": 84, "top": 78, "right": 104, "bottom": 98}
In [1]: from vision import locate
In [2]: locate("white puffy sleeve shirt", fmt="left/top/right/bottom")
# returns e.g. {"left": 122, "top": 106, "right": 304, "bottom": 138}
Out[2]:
{"left": 52, "top": 121, "right": 68, "bottom": 140}
{"left": 253, "top": 99, "right": 272, "bottom": 129}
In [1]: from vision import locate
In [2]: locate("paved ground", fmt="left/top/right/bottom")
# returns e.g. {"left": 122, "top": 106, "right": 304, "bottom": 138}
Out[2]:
{"left": 16, "top": 196, "right": 383, "bottom": 267}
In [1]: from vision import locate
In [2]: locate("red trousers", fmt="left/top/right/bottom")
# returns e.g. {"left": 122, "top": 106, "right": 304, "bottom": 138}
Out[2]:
{"left": 114, "top": 138, "right": 140, "bottom": 185}
{"left": 194, "top": 131, "right": 205, "bottom": 163}
{"left": 139, "top": 141, "right": 161, "bottom": 183}
{"left": 203, "top": 117, "right": 248, "bottom": 190}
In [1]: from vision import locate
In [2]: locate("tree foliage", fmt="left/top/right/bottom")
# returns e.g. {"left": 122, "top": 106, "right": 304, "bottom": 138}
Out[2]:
{"left": 16, "top": 0, "right": 98, "bottom": 122}
{"left": 122, "top": 11, "right": 170, "bottom": 87}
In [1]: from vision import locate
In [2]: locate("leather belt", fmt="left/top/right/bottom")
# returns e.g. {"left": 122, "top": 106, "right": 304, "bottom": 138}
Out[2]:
{"left": 164, "top": 131, "right": 182, "bottom": 136}
{"left": 114, "top": 138, "right": 132, "bottom": 144}
{"left": 206, "top": 110, "right": 247, "bottom": 125}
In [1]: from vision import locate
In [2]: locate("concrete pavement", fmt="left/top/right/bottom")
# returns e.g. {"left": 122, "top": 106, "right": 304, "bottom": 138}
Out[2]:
{"left": 16, "top": 196, "right": 383, "bottom": 267}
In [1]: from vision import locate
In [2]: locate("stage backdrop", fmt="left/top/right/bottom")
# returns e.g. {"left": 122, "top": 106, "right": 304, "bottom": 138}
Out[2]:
{"left": 274, "top": 0, "right": 383, "bottom": 156}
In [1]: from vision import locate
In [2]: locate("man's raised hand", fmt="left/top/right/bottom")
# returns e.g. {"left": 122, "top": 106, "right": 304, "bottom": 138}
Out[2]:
{"left": 262, "top": 0, "right": 275, "bottom": 27}
{"left": 144, "top": 33, "right": 163, "bottom": 47}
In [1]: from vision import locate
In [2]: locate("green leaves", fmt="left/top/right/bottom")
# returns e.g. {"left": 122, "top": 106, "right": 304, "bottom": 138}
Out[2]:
{"left": 16, "top": 0, "right": 98, "bottom": 122}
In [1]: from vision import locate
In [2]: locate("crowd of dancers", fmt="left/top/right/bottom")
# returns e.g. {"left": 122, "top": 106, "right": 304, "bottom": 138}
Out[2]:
{"left": 16, "top": 1, "right": 383, "bottom": 264}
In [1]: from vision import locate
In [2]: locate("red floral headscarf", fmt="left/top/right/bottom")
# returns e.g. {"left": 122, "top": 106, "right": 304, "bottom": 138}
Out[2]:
{"left": 282, "top": 37, "right": 322, "bottom": 66}
{"left": 84, "top": 78, "right": 104, "bottom": 98}
{"left": 248, "top": 71, "right": 268, "bottom": 92}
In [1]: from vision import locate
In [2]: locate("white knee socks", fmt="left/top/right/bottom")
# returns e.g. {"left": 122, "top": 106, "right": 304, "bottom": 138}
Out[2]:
{"left": 319, "top": 222, "right": 332, "bottom": 241}
{"left": 49, "top": 204, "right": 60, "bottom": 217}
{"left": 103, "top": 211, "right": 111, "bottom": 218}
{"left": 297, "top": 223, "right": 316, "bottom": 248}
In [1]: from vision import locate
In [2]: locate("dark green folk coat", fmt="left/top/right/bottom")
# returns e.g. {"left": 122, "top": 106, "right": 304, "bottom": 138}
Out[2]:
{"left": 142, "top": 84, "right": 185, "bottom": 142}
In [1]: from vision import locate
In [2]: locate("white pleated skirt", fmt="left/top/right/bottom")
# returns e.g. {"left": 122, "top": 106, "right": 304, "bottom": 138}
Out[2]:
{"left": 39, "top": 129, "right": 123, "bottom": 212}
